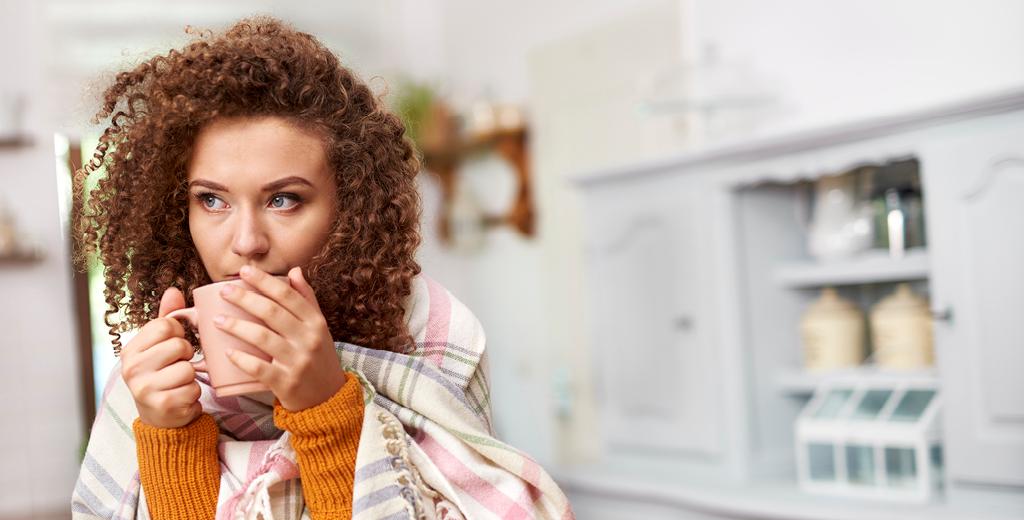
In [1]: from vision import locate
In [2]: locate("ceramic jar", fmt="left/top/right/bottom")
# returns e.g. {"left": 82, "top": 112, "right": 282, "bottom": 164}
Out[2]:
{"left": 800, "top": 287, "right": 866, "bottom": 371}
{"left": 870, "top": 283, "right": 934, "bottom": 369}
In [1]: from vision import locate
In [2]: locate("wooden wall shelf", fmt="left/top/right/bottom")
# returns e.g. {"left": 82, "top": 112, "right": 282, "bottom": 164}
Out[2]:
{"left": 421, "top": 125, "right": 535, "bottom": 244}
{"left": 0, "top": 249, "right": 44, "bottom": 264}
{"left": 0, "top": 135, "right": 32, "bottom": 149}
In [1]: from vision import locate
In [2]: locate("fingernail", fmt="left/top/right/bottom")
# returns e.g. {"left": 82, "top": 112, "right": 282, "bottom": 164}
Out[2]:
{"left": 240, "top": 266, "right": 251, "bottom": 276}
{"left": 213, "top": 315, "right": 225, "bottom": 326}
{"left": 221, "top": 285, "right": 235, "bottom": 296}
{"left": 225, "top": 348, "right": 235, "bottom": 357}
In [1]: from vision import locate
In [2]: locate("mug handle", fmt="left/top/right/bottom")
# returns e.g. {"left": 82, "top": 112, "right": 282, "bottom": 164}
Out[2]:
{"left": 165, "top": 308, "right": 207, "bottom": 373}
{"left": 165, "top": 307, "right": 197, "bottom": 328}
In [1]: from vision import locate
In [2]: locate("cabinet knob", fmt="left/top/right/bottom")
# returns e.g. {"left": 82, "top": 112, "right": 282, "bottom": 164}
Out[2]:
{"left": 674, "top": 316, "right": 694, "bottom": 330}
{"left": 931, "top": 307, "right": 954, "bottom": 323}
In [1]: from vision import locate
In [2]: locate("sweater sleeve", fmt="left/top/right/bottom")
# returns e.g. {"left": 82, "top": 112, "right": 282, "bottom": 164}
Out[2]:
{"left": 273, "top": 374, "right": 365, "bottom": 520}
{"left": 132, "top": 414, "right": 221, "bottom": 520}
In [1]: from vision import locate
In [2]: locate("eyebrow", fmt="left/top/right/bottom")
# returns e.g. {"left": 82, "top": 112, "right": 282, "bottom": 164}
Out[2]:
{"left": 188, "top": 176, "right": 315, "bottom": 193}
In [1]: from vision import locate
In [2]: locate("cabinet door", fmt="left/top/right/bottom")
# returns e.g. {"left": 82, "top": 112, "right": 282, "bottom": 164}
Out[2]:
{"left": 582, "top": 183, "right": 720, "bottom": 458}
{"left": 924, "top": 115, "right": 1024, "bottom": 487}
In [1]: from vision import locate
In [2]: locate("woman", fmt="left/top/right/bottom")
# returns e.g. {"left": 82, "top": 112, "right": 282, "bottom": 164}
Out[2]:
{"left": 71, "top": 16, "right": 572, "bottom": 520}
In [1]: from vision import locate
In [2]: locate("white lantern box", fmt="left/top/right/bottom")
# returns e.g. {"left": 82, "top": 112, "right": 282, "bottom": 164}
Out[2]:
{"left": 795, "top": 375, "right": 942, "bottom": 502}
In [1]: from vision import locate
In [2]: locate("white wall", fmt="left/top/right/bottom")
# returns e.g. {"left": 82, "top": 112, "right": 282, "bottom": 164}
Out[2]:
{"left": 408, "top": 0, "right": 683, "bottom": 467}
{"left": 44, "top": 0, "right": 415, "bottom": 138}
{"left": 0, "top": 0, "right": 82, "bottom": 516}
{"left": 693, "top": 0, "right": 1024, "bottom": 136}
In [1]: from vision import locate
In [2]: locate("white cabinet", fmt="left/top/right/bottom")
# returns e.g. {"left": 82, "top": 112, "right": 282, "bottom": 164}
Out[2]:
{"left": 565, "top": 89, "right": 1024, "bottom": 519}
{"left": 923, "top": 114, "right": 1024, "bottom": 487}
{"left": 581, "top": 179, "right": 722, "bottom": 460}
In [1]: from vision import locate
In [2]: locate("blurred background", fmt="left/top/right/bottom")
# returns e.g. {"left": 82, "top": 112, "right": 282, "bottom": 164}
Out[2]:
{"left": 1, "top": 0, "right": 1023, "bottom": 518}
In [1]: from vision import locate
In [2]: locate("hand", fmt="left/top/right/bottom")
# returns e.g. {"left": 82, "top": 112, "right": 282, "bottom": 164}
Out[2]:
{"left": 121, "top": 287, "right": 204, "bottom": 428}
{"left": 216, "top": 265, "right": 346, "bottom": 411}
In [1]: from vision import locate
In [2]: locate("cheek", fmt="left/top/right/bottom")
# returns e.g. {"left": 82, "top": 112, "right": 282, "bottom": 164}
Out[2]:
{"left": 188, "top": 213, "right": 218, "bottom": 262}
{"left": 292, "top": 208, "right": 335, "bottom": 260}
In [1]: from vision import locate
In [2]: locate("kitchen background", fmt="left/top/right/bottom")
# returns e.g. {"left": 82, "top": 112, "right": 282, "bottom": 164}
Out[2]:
{"left": 1, "top": 0, "right": 1023, "bottom": 518}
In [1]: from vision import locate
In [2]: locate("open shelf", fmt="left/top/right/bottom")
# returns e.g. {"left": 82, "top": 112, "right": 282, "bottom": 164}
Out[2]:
{"left": 777, "top": 366, "right": 938, "bottom": 396}
{"left": 775, "top": 249, "right": 930, "bottom": 288}
{"left": 732, "top": 161, "right": 942, "bottom": 508}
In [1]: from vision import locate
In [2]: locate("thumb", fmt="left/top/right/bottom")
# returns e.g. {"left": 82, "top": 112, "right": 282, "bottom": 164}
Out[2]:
{"left": 158, "top": 286, "right": 186, "bottom": 318}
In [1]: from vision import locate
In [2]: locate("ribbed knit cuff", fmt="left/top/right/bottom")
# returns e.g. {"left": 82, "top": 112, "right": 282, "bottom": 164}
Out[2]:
{"left": 272, "top": 373, "right": 365, "bottom": 435}
{"left": 133, "top": 414, "right": 220, "bottom": 520}
{"left": 273, "top": 374, "right": 365, "bottom": 517}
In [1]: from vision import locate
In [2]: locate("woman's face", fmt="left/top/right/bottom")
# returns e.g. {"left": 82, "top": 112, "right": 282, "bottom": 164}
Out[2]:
{"left": 187, "top": 116, "right": 338, "bottom": 282}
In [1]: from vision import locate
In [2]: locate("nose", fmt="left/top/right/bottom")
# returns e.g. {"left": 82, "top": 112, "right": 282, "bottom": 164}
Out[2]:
{"left": 230, "top": 210, "right": 270, "bottom": 258}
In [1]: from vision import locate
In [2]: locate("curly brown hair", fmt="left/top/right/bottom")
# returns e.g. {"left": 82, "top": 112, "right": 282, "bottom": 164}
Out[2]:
{"left": 73, "top": 16, "right": 422, "bottom": 356}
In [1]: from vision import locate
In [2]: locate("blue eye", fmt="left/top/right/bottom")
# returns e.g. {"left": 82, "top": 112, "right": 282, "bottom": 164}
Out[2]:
{"left": 270, "top": 193, "right": 301, "bottom": 209}
{"left": 195, "top": 192, "right": 227, "bottom": 210}
{"left": 191, "top": 191, "right": 302, "bottom": 212}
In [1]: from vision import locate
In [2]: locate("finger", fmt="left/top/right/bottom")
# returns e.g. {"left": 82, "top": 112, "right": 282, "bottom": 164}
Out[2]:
{"left": 191, "top": 359, "right": 208, "bottom": 373}
{"left": 159, "top": 360, "right": 198, "bottom": 389}
{"left": 158, "top": 287, "right": 186, "bottom": 318}
{"left": 221, "top": 282, "right": 303, "bottom": 337}
{"left": 132, "top": 359, "right": 195, "bottom": 395}
{"left": 288, "top": 267, "right": 323, "bottom": 311}
{"left": 122, "top": 335, "right": 190, "bottom": 380}
{"left": 213, "top": 315, "right": 291, "bottom": 361}
{"left": 131, "top": 338, "right": 195, "bottom": 375}
{"left": 225, "top": 348, "right": 279, "bottom": 388}
{"left": 149, "top": 385, "right": 202, "bottom": 418}
{"left": 125, "top": 318, "right": 186, "bottom": 357}
{"left": 164, "top": 381, "right": 202, "bottom": 405}
{"left": 238, "top": 266, "right": 317, "bottom": 321}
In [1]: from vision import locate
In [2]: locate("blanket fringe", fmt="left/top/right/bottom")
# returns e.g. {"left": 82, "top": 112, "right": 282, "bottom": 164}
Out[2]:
{"left": 229, "top": 440, "right": 294, "bottom": 520}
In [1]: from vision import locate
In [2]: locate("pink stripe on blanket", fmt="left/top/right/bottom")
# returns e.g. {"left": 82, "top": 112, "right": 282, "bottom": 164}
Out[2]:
{"left": 221, "top": 412, "right": 251, "bottom": 431}
{"left": 209, "top": 394, "right": 244, "bottom": 412}
{"left": 419, "top": 431, "right": 532, "bottom": 520}
{"left": 207, "top": 396, "right": 265, "bottom": 440}
{"left": 514, "top": 457, "right": 543, "bottom": 511}
{"left": 423, "top": 275, "right": 452, "bottom": 367}
{"left": 220, "top": 453, "right": 300, "bottom": 518}
{"left": 515, "top": 485, "right": 544, "bottom": 514}
{"left": 222, "top": 413, "right": 264, "bottom": 440}
{"left": 246, "top": 441, "right": 274, "bottom": 480}
{"left": 273, "top": 456, "right": 300, "bottom": 480}
{"left": 94, "top": 366, "right": 123, "bottom": 424}
{"left": 520, "top": 455, "right": 542, "bottom": 488}
{"left": 115, "top": 472, "right": 140, "bottom": 519}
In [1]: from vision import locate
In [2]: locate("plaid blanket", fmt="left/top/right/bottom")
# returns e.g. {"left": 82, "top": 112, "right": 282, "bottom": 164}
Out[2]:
{"left": 72, "top": 274, "right": 574, "bottom": 519}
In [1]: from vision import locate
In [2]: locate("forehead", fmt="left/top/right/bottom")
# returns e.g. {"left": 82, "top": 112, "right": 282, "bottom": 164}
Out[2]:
{"left": 187, "top": 116, "right": 331, "bottom": 185}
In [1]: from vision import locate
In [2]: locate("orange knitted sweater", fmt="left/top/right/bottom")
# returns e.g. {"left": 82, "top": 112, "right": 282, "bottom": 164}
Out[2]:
{"left": 132, "top": 374, "right": 365, "bottom": 520}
